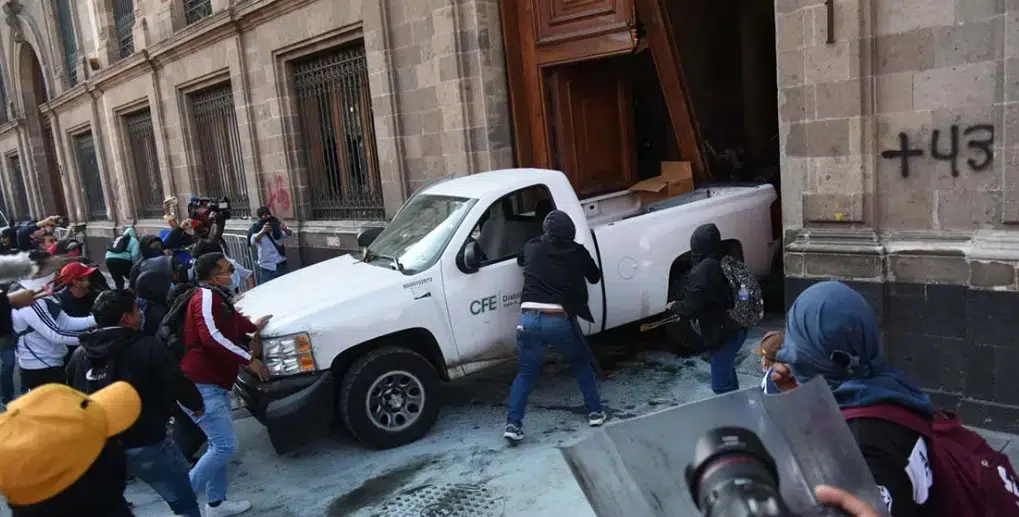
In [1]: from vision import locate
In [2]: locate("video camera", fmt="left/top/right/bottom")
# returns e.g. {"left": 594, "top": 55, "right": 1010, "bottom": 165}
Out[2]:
{"left": 687, "top": 427, "right": 846, "bottom": 517}
{"left": 187, "top": 196, "right": 232, "bottom": 223}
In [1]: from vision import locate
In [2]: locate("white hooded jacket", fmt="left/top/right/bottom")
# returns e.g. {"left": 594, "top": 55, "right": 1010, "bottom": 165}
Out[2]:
{"left": 12, "top": 274, "right": 96, "bottom": 370}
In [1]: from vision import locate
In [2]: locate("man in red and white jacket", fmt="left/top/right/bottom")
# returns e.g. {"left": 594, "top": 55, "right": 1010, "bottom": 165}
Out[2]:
{"left": 179, "top": 252, "right": 270, "bottom": 517}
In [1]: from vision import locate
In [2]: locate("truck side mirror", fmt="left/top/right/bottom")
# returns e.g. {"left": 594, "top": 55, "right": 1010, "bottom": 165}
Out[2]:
{"left": 357, "top": 227, "right": 384, "bottom": 248}
{"left": 461, "top": 241, "right": 482, "bottom": 273}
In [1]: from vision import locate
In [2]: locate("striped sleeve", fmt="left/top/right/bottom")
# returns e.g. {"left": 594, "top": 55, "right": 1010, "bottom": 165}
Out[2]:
{"left": 194, "top": 288, "right": 251, "bottom": 363}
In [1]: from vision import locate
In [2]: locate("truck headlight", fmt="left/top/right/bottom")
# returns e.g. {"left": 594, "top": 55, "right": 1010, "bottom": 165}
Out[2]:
{"left": 262, "top": 333, "right": 316, "bottom": 376}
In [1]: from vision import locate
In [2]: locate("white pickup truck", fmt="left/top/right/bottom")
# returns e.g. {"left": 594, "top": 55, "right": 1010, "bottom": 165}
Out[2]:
{"left": 233, "top": 168, "right": 777, "bottom": 454}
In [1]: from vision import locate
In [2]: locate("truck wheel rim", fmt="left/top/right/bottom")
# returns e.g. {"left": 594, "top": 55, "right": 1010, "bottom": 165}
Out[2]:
{"left": 366, "top": 370, "right": 425, "bottom": 432}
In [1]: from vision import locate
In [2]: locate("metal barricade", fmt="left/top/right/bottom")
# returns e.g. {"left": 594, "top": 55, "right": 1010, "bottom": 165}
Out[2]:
{"left": 221, "top": 232, "right": 256, "bottom": 292}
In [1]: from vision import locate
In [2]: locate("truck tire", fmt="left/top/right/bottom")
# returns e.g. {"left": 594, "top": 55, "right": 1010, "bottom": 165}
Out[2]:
{"left": 339, "top": 346, "right": 440, "bottom": 449}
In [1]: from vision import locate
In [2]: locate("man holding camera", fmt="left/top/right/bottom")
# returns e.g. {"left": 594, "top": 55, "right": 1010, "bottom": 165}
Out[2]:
{"left": 248, "top": 207, "right": 293, "bottom": 285}
{"left": 17, "top": 215, "right": 64, "bottom": 252}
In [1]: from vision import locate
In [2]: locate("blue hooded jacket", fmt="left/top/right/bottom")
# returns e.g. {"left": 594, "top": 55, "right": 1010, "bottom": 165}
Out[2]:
{"left": 776, "top": 281, "right": 933, "bottom": 415}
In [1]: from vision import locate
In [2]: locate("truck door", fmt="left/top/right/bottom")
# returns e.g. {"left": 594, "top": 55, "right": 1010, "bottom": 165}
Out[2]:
{"left": 441, "top": 184, "right": 554, "bottom": 369}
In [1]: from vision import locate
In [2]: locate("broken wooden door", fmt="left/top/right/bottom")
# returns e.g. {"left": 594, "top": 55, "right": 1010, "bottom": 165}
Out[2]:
{"left": 545, "top": 59, "right": 636, "bottom": 197}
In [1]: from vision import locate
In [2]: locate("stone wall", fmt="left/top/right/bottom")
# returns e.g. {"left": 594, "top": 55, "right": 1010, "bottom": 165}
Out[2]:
{"left": 778, "top": 0, "right": 1019, "bottom": 431}
{"left": 0, "top": 0, "right": 513, "bottom": 264}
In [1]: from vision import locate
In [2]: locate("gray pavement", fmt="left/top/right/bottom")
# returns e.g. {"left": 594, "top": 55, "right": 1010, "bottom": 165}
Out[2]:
{"left": 3, "top": 318, "right": 1018, "bottom": 516}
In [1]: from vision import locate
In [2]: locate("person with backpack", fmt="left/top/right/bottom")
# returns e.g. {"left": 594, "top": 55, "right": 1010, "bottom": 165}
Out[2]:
{"left": 665, "top": 223, "right": 760, "bottom": 395}
{"left": 768, "top": 281, "right": 1019, "bottom": 517}
{"left": 105, "top": 227, "right": 141, "bottom": 290}
{"left": 65, "top": 289, "right": 204, "bottom": 517}
{"left": 12, "top": 251, "right": 96, "bottom": 390}
{"left": 248, "top": 206, "right": 293, "bottom": 284}
{"left": 179, "top": 253, "right": 270, "bottom": 517}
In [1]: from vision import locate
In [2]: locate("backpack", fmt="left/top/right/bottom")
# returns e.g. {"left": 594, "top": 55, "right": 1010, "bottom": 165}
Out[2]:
{"left": 157, "top": 286, "right": 198, "bottom": 361}
{"left": 719, "top": 255, "right": 763, "bottom": 328}
{"left": 108, "top": 233, "right": 131, "bottom": 254}
{"left": 843, "top": 404, "right": 1019, "bottom": 517}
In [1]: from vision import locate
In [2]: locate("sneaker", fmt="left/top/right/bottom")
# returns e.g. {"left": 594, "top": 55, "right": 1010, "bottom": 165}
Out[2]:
{"left": 503, "top": 423, "right": 524, "bottom": 443}
{"left": 205, "top": 500, "right": 252, "bottom": 517}
{"left": 588, "top": 411, "right": 607, "bottom": 427}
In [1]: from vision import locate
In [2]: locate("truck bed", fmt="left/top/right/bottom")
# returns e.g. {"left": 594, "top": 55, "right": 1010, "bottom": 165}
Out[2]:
{"left": 580, "top": 183, "right": 778, "bottom": 333}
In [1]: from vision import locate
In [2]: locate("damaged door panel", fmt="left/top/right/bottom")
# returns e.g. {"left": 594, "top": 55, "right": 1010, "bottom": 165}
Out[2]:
{"left": 633, "top": 0, "right": 710, "bottom": 181}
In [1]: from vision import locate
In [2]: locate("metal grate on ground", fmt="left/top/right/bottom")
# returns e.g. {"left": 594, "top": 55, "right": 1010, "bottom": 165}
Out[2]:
{"left": 373, "top": 483, "right": 505, "bottom": 517}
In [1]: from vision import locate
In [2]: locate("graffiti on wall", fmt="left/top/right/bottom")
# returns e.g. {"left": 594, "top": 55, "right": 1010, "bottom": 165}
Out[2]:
{"left": 266, "top": 174, "right": 292, "bottom": 215}
{"left": 880, "top": 124, "right": 994, "bottom": 178}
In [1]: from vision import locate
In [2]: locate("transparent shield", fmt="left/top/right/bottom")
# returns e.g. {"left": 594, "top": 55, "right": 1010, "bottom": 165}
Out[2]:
{"left": 560, "top": 377, "right": 888, "bottom": 517}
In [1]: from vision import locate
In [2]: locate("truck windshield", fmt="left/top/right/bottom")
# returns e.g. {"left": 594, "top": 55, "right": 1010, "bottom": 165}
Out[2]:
{"left": 366, "top": 194, "right": 477, "bottom": 274}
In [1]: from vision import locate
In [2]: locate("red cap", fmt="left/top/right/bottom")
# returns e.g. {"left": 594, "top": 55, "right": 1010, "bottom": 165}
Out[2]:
{"left": 58, "top": 262, "right": 97, "bottom": 285}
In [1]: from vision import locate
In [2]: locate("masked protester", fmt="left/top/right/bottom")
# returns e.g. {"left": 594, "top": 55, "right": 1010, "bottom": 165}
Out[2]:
{"left": 105, "top": 227, "right": 141, "bottom": 290}
{"left": 0, "top": 382, "right": 142, "bottom": 517}
{"left": 665, "top": 223, "right": 749, "bottom": 395}
{"left": 503, "top": 210, "right": 605, "bottom": 443}
{"left": 66, "top": 289, "right": 205, "bottom": 517}
{"left": 178, "top": 253, "right": 270, "bottom": 517}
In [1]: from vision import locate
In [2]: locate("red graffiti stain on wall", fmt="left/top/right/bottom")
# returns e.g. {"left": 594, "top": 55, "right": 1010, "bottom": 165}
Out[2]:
{"left": 266, "top": 174, "right": 292, "bottom": 216}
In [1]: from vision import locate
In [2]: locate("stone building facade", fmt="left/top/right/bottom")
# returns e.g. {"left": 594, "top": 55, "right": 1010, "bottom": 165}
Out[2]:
{"left": 778, "top": 0, "right": 1019, "bottom": 430}
{"left": 0, "top": 0, "right": 512, "bottom": 264}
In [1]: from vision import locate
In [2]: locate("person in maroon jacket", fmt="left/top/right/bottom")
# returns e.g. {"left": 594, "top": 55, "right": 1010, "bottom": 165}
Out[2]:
{"left": 179, "top": 253, "right": 270, "bottom": 517}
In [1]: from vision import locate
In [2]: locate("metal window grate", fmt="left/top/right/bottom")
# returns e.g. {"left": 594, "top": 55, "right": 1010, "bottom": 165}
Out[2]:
{"left": 8, "top": 155, "right": 29, "bottom": 220}
{"left": 184, "top": 0, "right": 212, "bottom": 25}
{"left": 113, "top": 0, "right": 134, "bottom": 59}
{"left": 189, "top": 84, "right": 249, "bottom": 214}
{"left": 293, "top": 42, "right": 384, "bottom": 220}
{"left": 74, "top": 132, "right": 108, "bottom": 221}
{"left": 55, "top": 0, "right": 77, "bottom": 87}
{"left": 123, "top": 110, "right": 165, "bottom": 219}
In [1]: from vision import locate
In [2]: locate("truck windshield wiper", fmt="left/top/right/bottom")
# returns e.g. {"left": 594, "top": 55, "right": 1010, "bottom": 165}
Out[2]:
{"left": 368, "top": 251, "right": 404, "bottom": 272}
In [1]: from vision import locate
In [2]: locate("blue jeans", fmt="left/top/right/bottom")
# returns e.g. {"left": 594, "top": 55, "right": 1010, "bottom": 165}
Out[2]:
{"left": 257, "top": 261, "right": 289, "bottom": 284}
{"left": 183, "top": 384, "right": 237, "bottom": 503}
{"left": 0, "top": 347, "right": 15, "bottom": 403}
{"left": 507, "top": 311, "right": 602, "bottom": 427}
{"left": 125, "top": 437, "right": 202, "bottom": 517}
{"left": 710, "top": 328, "right": 749, "bottom": 395}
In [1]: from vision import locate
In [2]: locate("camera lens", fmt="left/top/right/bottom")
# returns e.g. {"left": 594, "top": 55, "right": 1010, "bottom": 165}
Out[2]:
{"left": 685, "top": 427, "right": 793, "bottom": 517}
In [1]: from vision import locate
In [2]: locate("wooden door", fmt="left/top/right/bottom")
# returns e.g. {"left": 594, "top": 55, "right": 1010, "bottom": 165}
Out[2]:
{"left": 546, "top": 59, "right": 636, "bottom": 197}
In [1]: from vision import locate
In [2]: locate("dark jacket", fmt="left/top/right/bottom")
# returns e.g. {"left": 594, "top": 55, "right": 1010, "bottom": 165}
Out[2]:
{"left": 57, "top": 288, "right": 98, "bottom": 318}
{"left": 848, "top": 416, "right": 928, "bottom": 517}
{"left": 10, "top": 442, "right": 134, "bottom": 517}
{"left": 135, "top": 268, "right": 172, "bottom": 337}
{"left": 15, "top": 221, "right": 38, "bottom": 251}
{"left": 668, "top": 223, "right": 735, "bottom": 350}
{"left": 517, "top": 211, "right": 601, "bottom": 322}
{"left": 66, "top": 327, "right": 203, "bottom": 449}
{"left": 128, "top": 255, "right": 175, "bottom": 293}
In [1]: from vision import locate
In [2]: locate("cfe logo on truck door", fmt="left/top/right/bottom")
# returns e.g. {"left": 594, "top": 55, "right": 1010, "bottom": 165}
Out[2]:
{"left": 470, "top": 292, "right": 521, "bottom": 315}
{"left": 471, "top": 295, "right": 498, "bottom": 315}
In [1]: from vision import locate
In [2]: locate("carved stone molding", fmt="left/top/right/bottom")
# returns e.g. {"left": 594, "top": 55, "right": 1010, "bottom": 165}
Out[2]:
{"left": 3, "top": 0, "right": 24, "bottom": 43}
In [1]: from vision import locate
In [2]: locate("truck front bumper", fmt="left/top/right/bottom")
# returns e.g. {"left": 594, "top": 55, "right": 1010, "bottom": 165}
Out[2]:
{"left": 234, "top": 368, "right": 335, "bottom": 455}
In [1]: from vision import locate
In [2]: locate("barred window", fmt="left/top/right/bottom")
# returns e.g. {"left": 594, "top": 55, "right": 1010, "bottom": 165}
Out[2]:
{"left": 123, "top": 109, "right": 165, "bottom": 218}
{"left": 54, "top": 0, "right": 77, "bottom": 87}
{"left": 73, "top": 132, "right": 107, "bottom": 220}
{"left": 6, "top": 155, "right": 28, "bottom": 220}
{"left": 113, "top": 0, "right": 134, "bottom": 59}
{"left": 189, "top": 84, "right": 249, "bottom": 213}
{"left": 184, "top": 0, "right": 212, "bottom": 25}
{"left": 293, "top": 42, "right": 383, "bottom": 220}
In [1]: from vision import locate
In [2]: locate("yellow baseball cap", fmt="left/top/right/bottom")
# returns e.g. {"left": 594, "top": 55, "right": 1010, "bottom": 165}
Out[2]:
{"left": 0, "top": 382, "right": 141, "bottom": 506}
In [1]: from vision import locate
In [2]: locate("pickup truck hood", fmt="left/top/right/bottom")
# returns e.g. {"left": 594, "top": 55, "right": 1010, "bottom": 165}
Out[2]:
{"left": 234, "top": 254, "right": 401, "bottom": 332}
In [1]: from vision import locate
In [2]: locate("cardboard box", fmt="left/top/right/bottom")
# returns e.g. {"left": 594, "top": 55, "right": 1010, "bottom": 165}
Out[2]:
{"left": 628, "top": 161, "right": 696, "bottom": 205}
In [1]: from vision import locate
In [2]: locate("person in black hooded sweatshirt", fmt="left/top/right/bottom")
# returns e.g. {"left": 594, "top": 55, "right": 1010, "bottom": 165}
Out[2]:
{"left": 666, "top": 223, "right": 748, "bottom": 394}
{"left": 503, "top": 209, "right": 604, "bottom": 443}
{"left": 66, "top": 289, "right": 204, "bottom": 517}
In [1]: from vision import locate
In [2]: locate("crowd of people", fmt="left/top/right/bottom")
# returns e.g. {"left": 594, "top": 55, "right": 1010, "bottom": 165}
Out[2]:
{"left": 0, "top": 206, "right": 291, "bottom": 517}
